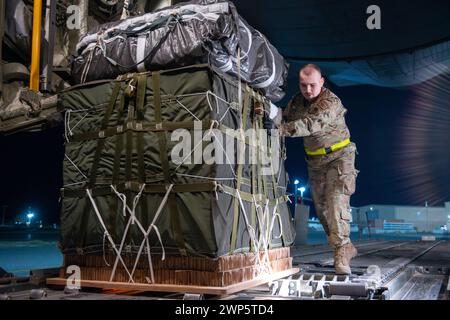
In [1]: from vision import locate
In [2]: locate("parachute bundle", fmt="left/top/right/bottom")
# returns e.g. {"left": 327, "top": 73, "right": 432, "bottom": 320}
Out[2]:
{"left": 71, "top": 0, "right": 288, "bottom": 102}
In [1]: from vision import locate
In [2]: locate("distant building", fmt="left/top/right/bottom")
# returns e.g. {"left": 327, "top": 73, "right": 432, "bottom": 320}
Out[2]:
{"left": 353, "top": 202, "right": 450, "bottom": 233}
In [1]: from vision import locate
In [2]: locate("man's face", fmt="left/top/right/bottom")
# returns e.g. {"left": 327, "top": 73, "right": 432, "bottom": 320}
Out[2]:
{"left": 299, "top": 68, "right": 324, "bottom": 101}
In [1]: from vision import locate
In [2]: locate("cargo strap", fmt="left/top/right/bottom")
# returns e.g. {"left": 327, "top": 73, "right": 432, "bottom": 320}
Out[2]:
{"left": 231, "top": 90, "right": 251, "bottom": 252}
{"left": 220, "top": 184, "right": 289, "bottom": 206}
{"left": 112, "top": 94, "right": 126, "bottom": 184}
{"left": 152, "top": 71, "right": 187, "bottom": 256}
{"left": 68, "top": 120, "right": 213, "bottom": 142}
{"left": 250, "top": 114, "right": 258, "bottom": 252}
{"left": 62, "top": 182, "right": 217, "bottom": 198}
{"left": 305, "top": 138, "right": 351, "bottom": 156}
{"left": 259, "top": 115, "right": 271, "bottom": 249}
{"left": 87, "top": 82, "right": 122, "bottom": 188}
{"left": 78, "top": 82, "right": 122, "bottom": 250}
{"left": 136, "top": 74, "right": 149, "bottom": 227}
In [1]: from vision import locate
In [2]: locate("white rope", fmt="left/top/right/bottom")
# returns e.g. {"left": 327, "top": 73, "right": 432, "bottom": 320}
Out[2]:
{"left": 206, "top": 90, "right": 234, "bottom": 106}
{"left": 250, "top": 196, "right": 276, "bottom": 276}
{"left": 218, "top": 105, "right": 232, "bottom": 122}
{"left": 130, "top": 184, "right": 174, "bottom": 283}
{"left": 235, "top": 191, "right": 273, "bottom": 277}
{"left": 258, "top": 199, "right": 274, "bottom": 275}
{"left": 173, "top": 134, "right": 204, "bottom": 172}
{"left": 269, "top": 199, "right": 283, "bottom": 240}
{"left": 177, "top": 92, "right": 210, "bottom": 99}
{"left": 176, "top": 173, "right": 235, "bottom": 181}
{"left": 175, "top": 99, "right": 201, "bottom": 120}
{"left": 64, "top": 109, "right": 90, "bottom": 142}
{"left": 63, "top": 181, "right": 87, "bottom": 188}
{"left": 205, "top": 90, "right": 219, "bottom": 113}
{"left": 205, "top": 90, "right": 237, "bottom": 123}
{"left": 69, "top": 112, "right": 89, "bottom": 134}
{"left": 231, "top": 20, "right": 252, "bottom": 61}
{"left": 64, "top": 154, "right": 88, "bottom": 180}
{"left": 251, "top": 30, "right": 276, "bottom": 90}
{"left": 80, "top": 43, "right": 96, "bottom": 84}
{"left": 204, "top": 120, "right": 238, "bottom": 179}
{"left": 64, "top": 110, "right": 71, "bottom": 142}
{"left": 108, "top": 184, "right": 147, "bottom": 282}
{"left": 86, "top": 189, "right": 135, "bottom": 282}
{"left": 102, "top": 232, "right": 111, "bottom": 267}
{"left": 235, "top": 190, "right": 259, "bottom": 254}
{"left": 172, "top": 92, "right": 238, "bottom": 178}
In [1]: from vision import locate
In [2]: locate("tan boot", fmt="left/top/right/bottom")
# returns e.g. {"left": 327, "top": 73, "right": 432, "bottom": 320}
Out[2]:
{"left": 334, "top": 243, "right": 358, "bottom": 275}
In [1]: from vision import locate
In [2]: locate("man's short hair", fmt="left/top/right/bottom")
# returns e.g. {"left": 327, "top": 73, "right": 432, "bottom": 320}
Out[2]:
{"left": 299, "top": 64, "right": 322, "bottom": 76}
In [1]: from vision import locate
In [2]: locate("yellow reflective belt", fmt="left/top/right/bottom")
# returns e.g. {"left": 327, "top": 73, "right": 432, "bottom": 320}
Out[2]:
{"left": 305, "top": 138, "right": 351, "bottom": 156}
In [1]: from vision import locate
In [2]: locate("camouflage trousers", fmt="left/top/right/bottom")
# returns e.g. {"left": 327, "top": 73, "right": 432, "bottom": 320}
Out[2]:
{"left": 307, "top": 143, "right": 358, "bottom": 248}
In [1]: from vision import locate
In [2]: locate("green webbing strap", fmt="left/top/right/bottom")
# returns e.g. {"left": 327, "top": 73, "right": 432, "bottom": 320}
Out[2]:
{"left": 153, "top": 71, "right": 187, "bottom": 256}
{"left": 256, "top": 120, "right": 263, "bottom": 250}
{"left": 87, "top": 82, "right": 122, "bottom": 188}
{"left": 230, "top": 90, "right": 251, "bottom": 253}
{"left": 265, "top": 112, "right": 285, "bottom": 247}
{"left": 81, "top": 81, "right": 121, "bottom": 250}
{"left": 111, "top": 92, "right": 126, "bottom": 239}
{"left": 124, "top": 86, "right": 136, "bottom": 242}
{"left": 62, "top": 182, "right": 217, "bottom": 198}
{"left": 219, "top": 184, "right": 288, "bottom": 206}
{"left": 136, "top": 74, "right": 147, "bottom": 121}
{"left": 250, "top": 115, "right": 257, "bottom": 252}
{"left": 136, "top": 74, "right": 147, "bottom": 185}
{"left": 112, "top": 93, "right": 126, "bottom": 185}
{"left": 258, "top": 115, "right": 272, "bottom": 249}
{"left": 153, "top": 72, "right": 169, "bottom": 179}
{"left": 136, "top": 74, "right": 148, "bottom": 227}
{"left": 69, "top": 120, "right": 213, "bottom": 142}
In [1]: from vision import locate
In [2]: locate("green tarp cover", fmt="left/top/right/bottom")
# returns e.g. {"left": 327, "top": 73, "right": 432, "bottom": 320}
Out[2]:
{"left": 60, "top": 64, "right": 295, "bottom": 258}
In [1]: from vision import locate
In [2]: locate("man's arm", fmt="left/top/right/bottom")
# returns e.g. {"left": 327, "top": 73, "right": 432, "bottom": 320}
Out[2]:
{"left": 280, "top": 95, "right": 342, "bottom": 137}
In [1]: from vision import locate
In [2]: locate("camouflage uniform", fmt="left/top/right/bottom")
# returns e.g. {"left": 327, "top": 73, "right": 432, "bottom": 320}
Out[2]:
{"left": 278, "top": 88, "right": 358, "bottom": 249}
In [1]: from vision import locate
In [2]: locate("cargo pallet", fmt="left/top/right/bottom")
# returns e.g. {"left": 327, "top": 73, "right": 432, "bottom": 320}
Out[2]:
{"left": 46, "top": 268, "right": 299, "bottom": 296}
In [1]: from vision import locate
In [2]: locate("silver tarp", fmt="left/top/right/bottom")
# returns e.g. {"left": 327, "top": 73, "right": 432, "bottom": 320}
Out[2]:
{"left": 71, "top": 0, "right": 288, "bottom": 102}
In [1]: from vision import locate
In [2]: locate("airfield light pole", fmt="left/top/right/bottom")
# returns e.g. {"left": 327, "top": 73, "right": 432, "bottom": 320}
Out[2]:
{"left": 293, "top": 180, "right": 299, "bottom": 216}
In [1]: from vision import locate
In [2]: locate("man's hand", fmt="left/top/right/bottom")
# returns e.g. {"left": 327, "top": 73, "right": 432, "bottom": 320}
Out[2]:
{"left": 263, "top": 114, "right": 278, "bottom": 136}
{"left": 278, "top": 122, "right": 296, "bottom": 137}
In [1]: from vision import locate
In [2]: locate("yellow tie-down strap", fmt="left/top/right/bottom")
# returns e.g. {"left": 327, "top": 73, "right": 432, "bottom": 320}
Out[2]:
{"left": 305, "top": 138, "right": 351, "bottom": 156}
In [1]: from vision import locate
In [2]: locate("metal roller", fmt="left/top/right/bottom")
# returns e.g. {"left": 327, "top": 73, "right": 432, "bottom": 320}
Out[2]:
{"left": 325, "top": 282, "right": 368, "bottom": 297}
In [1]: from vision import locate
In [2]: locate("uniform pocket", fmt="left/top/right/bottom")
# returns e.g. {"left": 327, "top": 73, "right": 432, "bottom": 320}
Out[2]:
{"left": 339, "top": 171, "right": 357, "bottom": 196}
{"left": 336, "top": 157, "right": 358, "bottom": 196}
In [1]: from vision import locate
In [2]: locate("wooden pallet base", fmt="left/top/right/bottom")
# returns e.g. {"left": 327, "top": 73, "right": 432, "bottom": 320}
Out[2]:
{"left": 61, "top": 248, "right": 293, "bottom": 287}
{"left": 47, "top": 268, "right": 299, "bottom": 296}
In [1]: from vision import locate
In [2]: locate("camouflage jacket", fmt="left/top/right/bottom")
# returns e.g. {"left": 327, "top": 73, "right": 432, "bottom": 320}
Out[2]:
{"left": 278, "top": 88, "right": 351, "bottom": 152}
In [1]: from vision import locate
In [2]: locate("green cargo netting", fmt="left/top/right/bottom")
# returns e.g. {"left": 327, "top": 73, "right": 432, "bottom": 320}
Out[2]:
{"left": 59, "top": 64, "right": 295, "bottom": 258}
